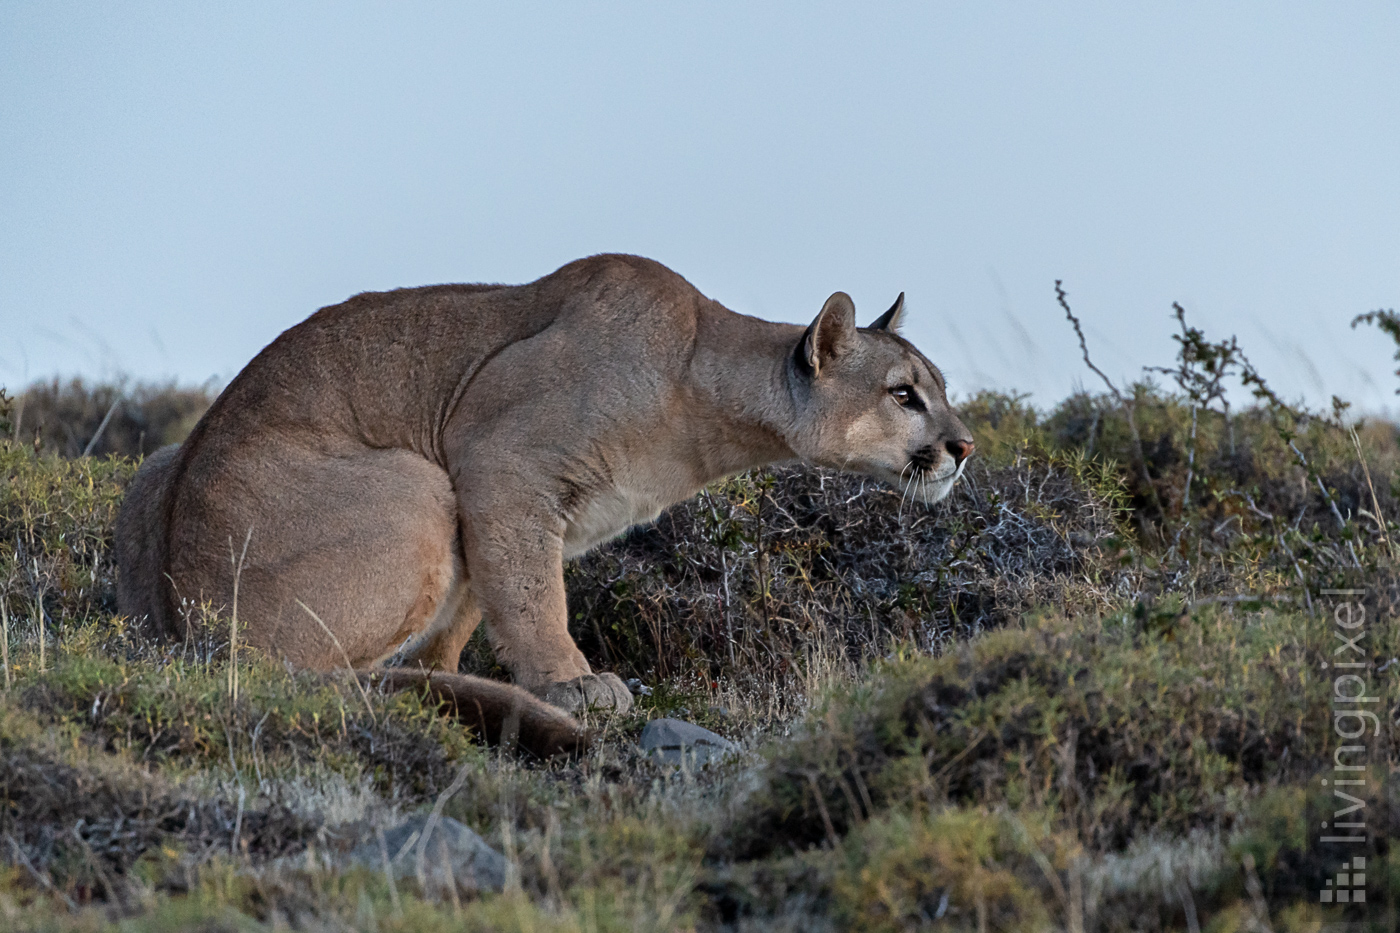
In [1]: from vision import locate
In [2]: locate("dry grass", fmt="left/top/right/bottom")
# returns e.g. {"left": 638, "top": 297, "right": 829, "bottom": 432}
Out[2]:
{"left": 8, "top": 379, "right": 216, "bottom": 460}
{"left": 0, "top": 326, "right": 1397, "bottom": 929}
{"left": 545, "top": 453, "right": 1136, "bottom": 726}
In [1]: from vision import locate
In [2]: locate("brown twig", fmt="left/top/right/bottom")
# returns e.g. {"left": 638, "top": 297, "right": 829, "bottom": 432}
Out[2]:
{"left": 414, "top": 756, "right": 475, "bottom": 894}
{"left": 1055, "top": 281, "right": 1162, "bottom": 520}
{"left": 6, "top": 833, "right": 78, "bottom": 912}
{"left": 297, "top": 599, "right": 377, "bottom": 723}
{"left": 81, "top": 392, "right": 122, "bottom": 457}
{"left": 1351, "top": 427, "right": 1395, "bottom": 559}
{"left": 228, "top": 527, "right": 252, "bottom": 703}
{"left": 804, "top": 772, "right": 839, "bottom": 847}
{"left": 375, "top": 826, "right": 402, "bottom": 916}
{"left": 1, "top": 595, "right": 10, "bottom": 691}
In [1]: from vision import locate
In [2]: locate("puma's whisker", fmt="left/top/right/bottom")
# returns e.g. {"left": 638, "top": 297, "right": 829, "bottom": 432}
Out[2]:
{"left": 897, "top": 461, "right": 916, "bottom": 519}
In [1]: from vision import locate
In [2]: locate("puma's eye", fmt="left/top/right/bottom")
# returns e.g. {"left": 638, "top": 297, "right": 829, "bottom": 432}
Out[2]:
{"left": 890, "top": 386, "right": 914, "bottom": 407}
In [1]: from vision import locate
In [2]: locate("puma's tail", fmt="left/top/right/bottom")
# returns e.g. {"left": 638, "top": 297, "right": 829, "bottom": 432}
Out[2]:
{"left": 115, "top": 444, "right": 183, "bottom": 638}
{"left": 361, "top": 669, "right": 592, "bottom": 758}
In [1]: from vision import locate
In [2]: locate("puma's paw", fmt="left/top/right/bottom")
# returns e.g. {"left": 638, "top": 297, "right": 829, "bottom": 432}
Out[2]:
{"left": 537, "top": 673, "right": 634, "bottom": 714}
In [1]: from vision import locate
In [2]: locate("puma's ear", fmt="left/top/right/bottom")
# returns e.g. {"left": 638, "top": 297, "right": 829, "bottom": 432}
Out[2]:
{"left": 869, "top": 292, "right": 905, "bottom": 332}
{"left": 802, "top": 291, "right": 857, "bottom": 376}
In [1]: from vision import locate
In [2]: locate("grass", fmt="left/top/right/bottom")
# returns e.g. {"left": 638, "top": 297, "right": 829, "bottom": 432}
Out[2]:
{"left": 717, "top": 604, "right": 1397, "bottom": 928}
{"left": 7, "top": 379, "right": 217, "bottom": 460}
{"left": 0, "top": 304, "right": 1397, "bottom": 930}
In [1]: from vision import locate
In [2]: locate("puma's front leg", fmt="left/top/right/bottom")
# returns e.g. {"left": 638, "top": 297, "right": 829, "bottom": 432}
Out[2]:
{"left": 462, "top": 508, "right": 632, "bottom": 714}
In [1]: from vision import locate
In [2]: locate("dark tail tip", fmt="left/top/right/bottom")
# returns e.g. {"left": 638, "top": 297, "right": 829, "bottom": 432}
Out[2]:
{"left": 361, "top": 669, "right": 592, "bottom": 759}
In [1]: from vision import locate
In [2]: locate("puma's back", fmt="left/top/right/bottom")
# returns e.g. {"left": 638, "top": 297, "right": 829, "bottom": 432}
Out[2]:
{"left": 115, "top": 254, "right": 973, "bottom": 754}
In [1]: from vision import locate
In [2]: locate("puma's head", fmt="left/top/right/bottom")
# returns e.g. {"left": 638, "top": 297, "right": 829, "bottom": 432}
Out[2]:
{"left": 786, "top": 291, "right": 974, "bottom": 504}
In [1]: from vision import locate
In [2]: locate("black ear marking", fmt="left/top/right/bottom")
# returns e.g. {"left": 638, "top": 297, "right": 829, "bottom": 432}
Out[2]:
{"left": 870, "top": 292, "right": 905, "bottom": 332}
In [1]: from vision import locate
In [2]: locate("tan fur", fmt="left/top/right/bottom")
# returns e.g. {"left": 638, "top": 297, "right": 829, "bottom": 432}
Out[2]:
{"left": 115, "top": 255, "right": 972, "bottom": 753}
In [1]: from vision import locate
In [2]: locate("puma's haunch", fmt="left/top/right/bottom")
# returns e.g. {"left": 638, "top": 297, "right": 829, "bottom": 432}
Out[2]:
{"left": 116, "top": 254, "right": 973, "bottom": 756}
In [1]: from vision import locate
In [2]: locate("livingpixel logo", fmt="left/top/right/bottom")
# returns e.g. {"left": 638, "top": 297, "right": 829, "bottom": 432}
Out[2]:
{"left": 1320, "top": 857, "right": 1366, "bottom": 904}
{"left": 1318, "top": 587, "right": 1381, "bottom": 911}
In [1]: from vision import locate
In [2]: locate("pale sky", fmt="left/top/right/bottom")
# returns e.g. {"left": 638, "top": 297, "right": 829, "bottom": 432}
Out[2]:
{"left": 2, "top": 3, "right": 1397, "bottom": 415}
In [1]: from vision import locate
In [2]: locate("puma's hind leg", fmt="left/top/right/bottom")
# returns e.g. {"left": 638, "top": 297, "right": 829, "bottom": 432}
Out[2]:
{"left": 387, "top": 556, "right": 484, "bottom": 673}
{"left": 165, "top": 447, "right": 471, "bottom": 669}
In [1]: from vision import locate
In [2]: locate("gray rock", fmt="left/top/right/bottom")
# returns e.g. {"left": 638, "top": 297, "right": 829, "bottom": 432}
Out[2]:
{"left": 348, "top": 813, "right": 507, "bottom": 898}
{"left": 640, "top": 717, "right": 740, "bottom": 768}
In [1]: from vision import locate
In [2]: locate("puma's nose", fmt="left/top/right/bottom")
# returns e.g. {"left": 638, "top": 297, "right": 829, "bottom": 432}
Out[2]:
{"left": 946, "top": 439, "right": 975, "bottom": 466}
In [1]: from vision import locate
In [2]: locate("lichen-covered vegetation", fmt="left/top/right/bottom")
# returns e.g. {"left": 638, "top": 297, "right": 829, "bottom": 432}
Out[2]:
{"left": 0, "top": 304, "right": 1396, "bottom": 930}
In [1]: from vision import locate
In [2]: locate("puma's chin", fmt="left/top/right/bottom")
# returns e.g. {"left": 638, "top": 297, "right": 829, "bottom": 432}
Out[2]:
{"left": 870, "top": 460, "right": 964, "bottom": 505}
{"left": 916, "top": 473, "right": 958, "bottom": 504}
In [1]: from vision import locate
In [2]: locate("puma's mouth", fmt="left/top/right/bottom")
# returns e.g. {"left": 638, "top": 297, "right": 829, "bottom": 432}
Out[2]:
{"left": 899, "top": 451, "right": 966, "bottom": 505}
{"left": 833, "top": 451, "right": 966, "bottom": 506}
{"left": 908, "top": 445, "right": 940, "bottom": 474}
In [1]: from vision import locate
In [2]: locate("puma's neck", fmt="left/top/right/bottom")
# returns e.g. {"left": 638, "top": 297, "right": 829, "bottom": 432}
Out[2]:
{"left": 686, "top": 302, "right": 804, "bottom": 481}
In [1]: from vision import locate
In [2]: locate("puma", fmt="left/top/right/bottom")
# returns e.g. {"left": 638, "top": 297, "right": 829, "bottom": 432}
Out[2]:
{"left": 115, "top": 254, "right": 973, "bottom": 756}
